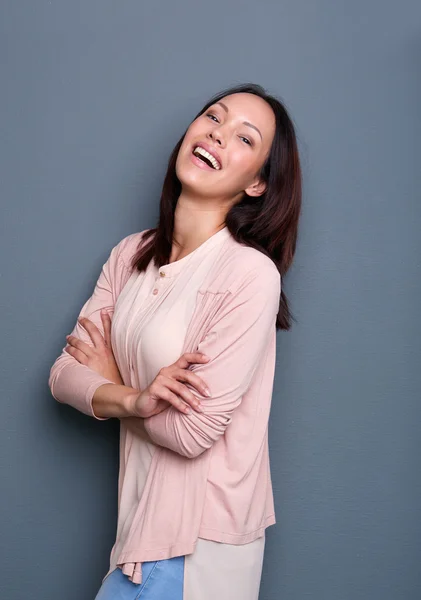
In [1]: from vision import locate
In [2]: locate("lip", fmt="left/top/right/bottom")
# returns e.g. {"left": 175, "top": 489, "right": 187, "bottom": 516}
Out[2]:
{"left": 191, "top": 141, "right": 223, "bottom": 170}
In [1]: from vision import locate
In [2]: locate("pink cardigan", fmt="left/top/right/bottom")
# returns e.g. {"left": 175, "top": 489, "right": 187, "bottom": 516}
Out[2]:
{"left": 49, "top": 229, "right": 280, "bottom": 567}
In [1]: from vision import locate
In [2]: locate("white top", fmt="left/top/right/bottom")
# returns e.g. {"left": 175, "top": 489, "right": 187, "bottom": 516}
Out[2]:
{"left": 107, "top": 226, "right": 266, "bottom": 599}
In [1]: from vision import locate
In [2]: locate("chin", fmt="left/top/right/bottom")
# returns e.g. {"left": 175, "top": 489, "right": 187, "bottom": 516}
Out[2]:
{"left": 175, "top": 152, "right": 237, "bottom": 199}
{"left": 178, "top": 175, "right": 212, "bottom": 198}
{"left": 176, "top": 159, "right": 207, "bottom": 188}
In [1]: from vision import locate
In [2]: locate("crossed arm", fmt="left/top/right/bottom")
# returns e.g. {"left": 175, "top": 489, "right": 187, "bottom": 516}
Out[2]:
{"left": 49, "top": 238, "right": 280, "bottom": 459}
{"left": 143, "top": 266, "right": 280, "bottom": 458}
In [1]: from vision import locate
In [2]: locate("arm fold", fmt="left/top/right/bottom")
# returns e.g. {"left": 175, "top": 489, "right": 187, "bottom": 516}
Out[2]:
{"left": 144, "top": 265, "right": 281, "bottom": 457}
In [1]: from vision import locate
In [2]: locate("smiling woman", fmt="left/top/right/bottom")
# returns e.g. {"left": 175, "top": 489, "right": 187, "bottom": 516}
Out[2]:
{"left": 174, "top": 90, "right": 277, "bottom": 216}
{"left": 48, "top": 82, "right": 303, "bottom": 600}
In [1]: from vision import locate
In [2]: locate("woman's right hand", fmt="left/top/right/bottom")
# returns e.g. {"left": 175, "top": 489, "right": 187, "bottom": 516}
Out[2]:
{"left": 128, "top": 352, "right": 211, "bottom": 418}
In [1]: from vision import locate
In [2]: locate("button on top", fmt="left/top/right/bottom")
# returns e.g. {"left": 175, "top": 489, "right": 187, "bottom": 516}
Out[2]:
{"left": 159, "top": 271, "right": 166, "bottom": 277}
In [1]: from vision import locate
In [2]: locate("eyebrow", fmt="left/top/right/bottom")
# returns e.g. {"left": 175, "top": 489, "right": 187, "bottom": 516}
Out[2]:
{"left": 214, "top": 101, "right": 263, "bottom": 141}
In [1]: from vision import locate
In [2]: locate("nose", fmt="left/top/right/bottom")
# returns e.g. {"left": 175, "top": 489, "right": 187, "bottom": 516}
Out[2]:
{"left": 207, "top": 126, "right": 226, "bottom": 148}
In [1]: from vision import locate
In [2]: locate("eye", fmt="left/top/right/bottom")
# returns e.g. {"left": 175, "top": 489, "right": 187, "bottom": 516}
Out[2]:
{"left": 239, "top": 136, "right": 252, "bottom": 146}
{"left": 206, "top": 112, "right": 219, "bottom": 123}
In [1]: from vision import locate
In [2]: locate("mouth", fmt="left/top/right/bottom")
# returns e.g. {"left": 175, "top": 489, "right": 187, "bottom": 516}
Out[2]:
{"left": 191, "top": 144, "right": 222, "bottom": 170}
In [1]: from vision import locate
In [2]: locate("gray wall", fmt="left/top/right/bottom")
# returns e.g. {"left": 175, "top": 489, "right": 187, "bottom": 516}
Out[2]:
{"left": 1, "top": 1, "right": 420, "bottom": 598}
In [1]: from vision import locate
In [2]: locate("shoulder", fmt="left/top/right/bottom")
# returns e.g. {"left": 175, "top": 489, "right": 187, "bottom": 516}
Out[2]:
{"left": 112, "top": 228, "right": 154, "bottom": 269}
{"left": 209, "top": 235, "right": 281, "bottom": 297}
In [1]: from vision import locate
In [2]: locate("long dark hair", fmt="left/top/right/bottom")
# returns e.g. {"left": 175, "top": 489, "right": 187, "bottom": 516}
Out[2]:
{"left": 131, "top": 83, "right": 302, "bottom": 330}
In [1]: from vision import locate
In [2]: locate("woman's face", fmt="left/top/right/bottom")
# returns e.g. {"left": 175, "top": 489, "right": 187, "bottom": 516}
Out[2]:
{"left": 175, "top": 92, "right": 276, "bottom": 203}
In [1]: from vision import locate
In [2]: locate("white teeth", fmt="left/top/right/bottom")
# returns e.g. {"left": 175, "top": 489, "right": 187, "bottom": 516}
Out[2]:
{"left": 193, "top": 146, "right": 221, "bottom": 170}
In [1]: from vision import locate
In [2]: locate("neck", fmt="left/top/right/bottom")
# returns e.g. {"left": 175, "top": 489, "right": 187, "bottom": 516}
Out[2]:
{"left": 170, "top": 190, "right": 229, "bottom": 263}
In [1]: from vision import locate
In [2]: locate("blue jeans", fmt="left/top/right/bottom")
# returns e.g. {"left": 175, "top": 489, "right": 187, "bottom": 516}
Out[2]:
{"left": 94, "top": 556, "right": 185, "bottom": 600}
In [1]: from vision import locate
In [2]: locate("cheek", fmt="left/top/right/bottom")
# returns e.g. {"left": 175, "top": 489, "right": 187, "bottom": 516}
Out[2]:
{"left": 184, "top": 119, "right": 204, "bottom": 142}
{"left": 176, "top": 137, "right": 194, "bottom": 173}
{"left": 177, "top": 122, "right": 204, "bottom": 163}
{"left": 227, "top": 152, "right": 257, "bottom": 184}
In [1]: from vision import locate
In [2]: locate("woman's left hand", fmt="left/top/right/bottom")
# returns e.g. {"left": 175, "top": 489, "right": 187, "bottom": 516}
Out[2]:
{"left": 65, "top": 310, "right": 124, "bottom": 385}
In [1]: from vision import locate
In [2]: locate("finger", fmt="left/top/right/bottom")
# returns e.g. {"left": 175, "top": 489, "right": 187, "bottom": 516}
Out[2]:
{"left": 155, "top": 387, "right": 193, "bottom": 415}
{"left": 176, "top": 369, "right": 211, "bottom": 397}
{"left": 163, "top": 377, "right": 203, "bottom": 412}
{"left": 65, "top": 345, "right": 89, "bottom": 366}
{"left": 66, "top": 335, "right": 93, "bottom": 358}
{"left": 78, "top": 317, "right": 105, "bottom": 348}
{"left": 176, "top": 352, "right": 210, "bottom": 369}
{"left": 101, "top": 310, "right": 112, "bottom": 347}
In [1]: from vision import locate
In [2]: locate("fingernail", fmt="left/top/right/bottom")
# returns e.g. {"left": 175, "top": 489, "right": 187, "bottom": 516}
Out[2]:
{"left": 195, "top": 404, "right": 204, "bottom": 413}
{"left": 185, "top": 407, "right": 192, "bottom": 414}
{"left": 202, "top": 354, "right": 210, "bottom": 360}
{"left": 204, "top": 388, "right": 211, "bottom": 397}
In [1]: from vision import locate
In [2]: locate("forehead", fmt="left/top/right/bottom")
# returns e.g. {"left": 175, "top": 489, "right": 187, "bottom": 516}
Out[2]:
{"left": 211, "top": 92, "right": 275, "bottom": 141}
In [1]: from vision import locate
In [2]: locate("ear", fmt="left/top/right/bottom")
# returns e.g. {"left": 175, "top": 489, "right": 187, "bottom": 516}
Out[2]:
{"left": 245, "top": 176, "right": 267, "bottom": 197}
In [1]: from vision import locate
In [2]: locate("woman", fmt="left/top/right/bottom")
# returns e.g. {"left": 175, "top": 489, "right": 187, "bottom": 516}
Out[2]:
{"left": 49, "top": 83, "right": 302, "bottom": 600}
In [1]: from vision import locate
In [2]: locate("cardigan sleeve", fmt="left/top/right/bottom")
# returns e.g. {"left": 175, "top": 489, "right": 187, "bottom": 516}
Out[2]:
{"left": 48, "top": 235, "right": 136, "bottom": 420}
{"left": 143, "top": 264, "right": 281, "bottom": 458}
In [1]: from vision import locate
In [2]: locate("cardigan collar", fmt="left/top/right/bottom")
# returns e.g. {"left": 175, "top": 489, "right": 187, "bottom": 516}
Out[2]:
{"left": 157, "top": 226, "right": 230, "bottom": 278}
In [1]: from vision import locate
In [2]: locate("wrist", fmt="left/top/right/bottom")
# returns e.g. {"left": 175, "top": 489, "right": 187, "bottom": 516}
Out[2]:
{"left": 122, "top": 389, "right": 142, "bottom": 418}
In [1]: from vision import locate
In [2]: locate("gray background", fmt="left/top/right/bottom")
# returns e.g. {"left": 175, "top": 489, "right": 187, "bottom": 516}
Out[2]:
{"left": 1, "top": 1, "right": 420, "bottom": 599}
